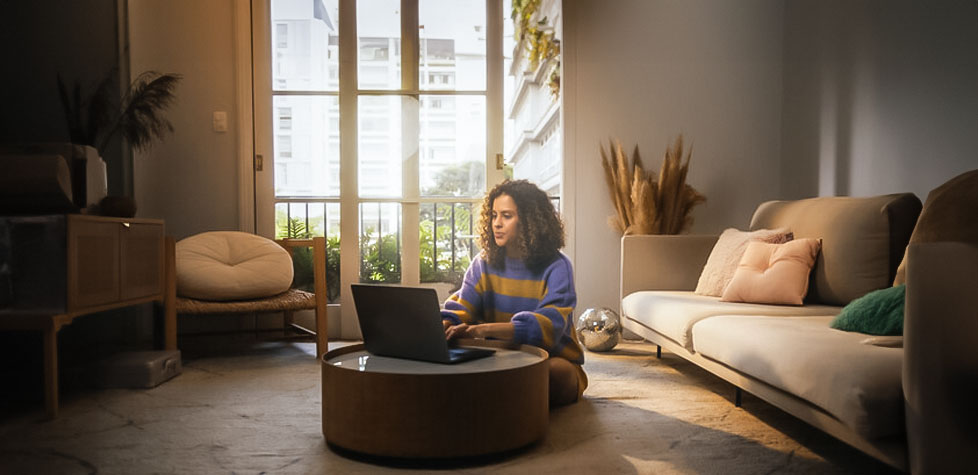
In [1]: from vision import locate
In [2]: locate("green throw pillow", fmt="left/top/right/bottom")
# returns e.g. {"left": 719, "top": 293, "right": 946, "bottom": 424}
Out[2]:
{"left": 830, "top": 284, "right": 906, "bottom": 336}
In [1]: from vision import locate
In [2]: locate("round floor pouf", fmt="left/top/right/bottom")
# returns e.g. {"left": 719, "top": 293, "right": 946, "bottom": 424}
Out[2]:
{"left": 322, "top": 342, "right": 548, "bottom": 459}
{"left": 175, "top": 231, "right": 293, "bottom": 301}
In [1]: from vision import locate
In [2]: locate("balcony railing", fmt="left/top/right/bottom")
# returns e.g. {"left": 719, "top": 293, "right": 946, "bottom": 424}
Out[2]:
{"left": 275, "top": 196, "right": 560, "bottom": 302}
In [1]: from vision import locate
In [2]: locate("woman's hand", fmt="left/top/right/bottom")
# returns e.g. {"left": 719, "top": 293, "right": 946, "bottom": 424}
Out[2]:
{"left": 445, "top": 323, "right": 479, "bottom": 340}
{"left": 445, "top": 322, "right": 514, "bottom": 341}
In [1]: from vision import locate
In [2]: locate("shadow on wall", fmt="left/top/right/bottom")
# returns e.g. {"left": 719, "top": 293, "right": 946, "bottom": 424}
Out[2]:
{"left": 788, "top": 0, "right": 978, "bottom": 200}
{"left": 814, "top": 2, "right": 857, "bottom": 198}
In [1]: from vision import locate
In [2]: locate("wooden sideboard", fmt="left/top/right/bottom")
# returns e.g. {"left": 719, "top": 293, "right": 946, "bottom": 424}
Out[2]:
{"left": 0, "top": 214, "right": 172, "bottom": 418}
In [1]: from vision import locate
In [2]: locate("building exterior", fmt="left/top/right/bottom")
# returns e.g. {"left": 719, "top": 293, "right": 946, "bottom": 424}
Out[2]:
{"left": 506, "top": 0, "right": 562, "bottom": 198}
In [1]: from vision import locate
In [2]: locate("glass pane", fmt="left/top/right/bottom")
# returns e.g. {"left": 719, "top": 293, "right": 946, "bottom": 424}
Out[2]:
{"left": 325, "top": 202, "right": 341, "bottom": 239}
{"left": 357, "top": 0, "right": 400, "bottom": 90}
{"left": 307, "top": 202, "right": 326, "bottom": 236}
{"left": 325, "top": 202, "right": 341, "bottom": 300}
{"left": 271, "top": 0, "right": 339, "bottom": 91}
{"left": 420, "top": 201, "right": 479, "bottom": 284}
{"left": 358, "top": 96, "right": 420, "bottom": 198}
{"left": 288, "top": 202, "right": 309, "bottom": 237}
{"left": 360, "top": 202, "right": 401, "bottom": 283}
{"left": 273, "top": 96, "right": 340, "bottom": 198}
{"left": 274, "top": 202, "right": 290, "bottom": 239}
{"left": 274, "top": 201, "right": 342, "bottom": 302}
{"left": 324, "top": 202, "right": 341, "bottom": 302}
{"left": 420, "top": 95, "right": 486, "bottom": 197}
{"left": 419, "top": 0, "right": 486, "bottom": 91}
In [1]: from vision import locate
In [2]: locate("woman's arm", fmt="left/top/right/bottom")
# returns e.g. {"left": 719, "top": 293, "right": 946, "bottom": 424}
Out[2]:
{"left": 510, "top": 256, "right": 578, "bottom": 357}
{"left": 441, "top": 257, "right": 486, "bottom": 326}
{"left": 447, "top": 256, "right": 578, "bottom": 356}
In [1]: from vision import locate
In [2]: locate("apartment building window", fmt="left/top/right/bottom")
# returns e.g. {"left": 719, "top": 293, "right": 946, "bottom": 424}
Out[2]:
{"left": 257, "top": 0, "right": 504, "bottom": 327}
{"left": 276, "top": 135, "right": 292, "bottom": 158}
{"left": 360, "top": 38, "right": 390, "bottom": 61}
{"left": 277, "top": 107, "right": 292, "bottom": 130}
{"left": 276, "top": 23, "right": 288, "bottom": 48}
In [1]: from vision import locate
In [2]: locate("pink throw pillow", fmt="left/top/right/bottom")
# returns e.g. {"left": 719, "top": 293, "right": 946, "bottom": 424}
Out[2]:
{"left": 694, "top": 228, "right": 794, "bottom": 296}
{"left": 720, "top": 238, "right": 821, "bottom": 305}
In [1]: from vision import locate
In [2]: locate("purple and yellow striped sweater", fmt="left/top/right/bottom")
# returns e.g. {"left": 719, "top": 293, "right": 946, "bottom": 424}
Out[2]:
{"left": 441, "top": 253, "right": 584, "bottom": 365}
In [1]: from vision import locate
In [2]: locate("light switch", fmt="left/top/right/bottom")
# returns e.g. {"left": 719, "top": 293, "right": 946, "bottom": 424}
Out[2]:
{"left": 212, "top": 111, "right": 228, "bottom": 133}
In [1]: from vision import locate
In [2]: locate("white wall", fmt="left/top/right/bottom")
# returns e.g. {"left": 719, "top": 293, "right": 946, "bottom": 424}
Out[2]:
{"left": 781, "top": 0, "right": 978, "bottom": 200}
{"left": 563, "top": 0, "right": 786, "bottom": 313}
{"left": 129, "top": 0, "right": 244, "bottom": 239}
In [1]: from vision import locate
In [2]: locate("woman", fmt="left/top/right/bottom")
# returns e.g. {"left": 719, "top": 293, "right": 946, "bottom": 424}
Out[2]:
{"left": 442, "top": 179, "right": 587, "bottom": 406}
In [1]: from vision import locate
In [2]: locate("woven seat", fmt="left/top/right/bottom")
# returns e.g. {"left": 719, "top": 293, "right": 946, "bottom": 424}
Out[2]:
{"left": 175, "top": 288, "right": 316, "bottom": 314}
{"left": 164, "top": 236, "right": 328, "bottom": 359}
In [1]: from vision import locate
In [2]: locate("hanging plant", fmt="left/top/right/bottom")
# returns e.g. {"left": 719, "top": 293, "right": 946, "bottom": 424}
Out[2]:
{"left": 511, "top": 0, "right": 560, "bottom": 99}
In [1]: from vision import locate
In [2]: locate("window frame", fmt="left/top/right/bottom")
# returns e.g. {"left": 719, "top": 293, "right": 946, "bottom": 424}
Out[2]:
{"left": 254, "top": 0, "right": 505, "bottom": 338}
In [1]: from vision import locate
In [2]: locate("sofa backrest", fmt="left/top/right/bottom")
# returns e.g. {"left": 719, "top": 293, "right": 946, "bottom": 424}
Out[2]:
{"left": 749, "top": 193, "right": 921, "bottom": 306}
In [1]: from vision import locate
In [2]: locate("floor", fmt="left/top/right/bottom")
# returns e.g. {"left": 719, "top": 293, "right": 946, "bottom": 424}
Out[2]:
{"left": 0, "top": 338, "right": 899, "bottom": 474}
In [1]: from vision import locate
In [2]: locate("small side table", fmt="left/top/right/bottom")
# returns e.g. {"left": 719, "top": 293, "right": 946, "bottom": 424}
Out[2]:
{"left": 322, "top": 340, "right": 549, "bottom": 458}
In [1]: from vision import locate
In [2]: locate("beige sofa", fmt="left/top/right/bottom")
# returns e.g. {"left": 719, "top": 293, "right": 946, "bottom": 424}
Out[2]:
{"left": 619, "top": 193, "right": 926, "bottom": 471}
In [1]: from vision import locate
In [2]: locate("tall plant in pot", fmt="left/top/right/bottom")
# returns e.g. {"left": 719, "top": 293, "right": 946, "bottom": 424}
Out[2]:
{"left": 601, "top": 134, "right": 706, "bottom": 235}
{"left": 57, "top": 70, "right": 181, "bottom": 216}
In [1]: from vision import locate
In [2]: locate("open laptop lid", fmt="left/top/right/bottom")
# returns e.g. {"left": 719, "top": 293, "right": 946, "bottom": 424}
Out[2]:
{"left": 351, "top": 284, "right": 453, "bottom": 363}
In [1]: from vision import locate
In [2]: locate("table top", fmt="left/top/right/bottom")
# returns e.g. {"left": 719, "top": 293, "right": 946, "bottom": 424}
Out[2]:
{"left": 325, "top": 345, "right": 545, "bottom": 375}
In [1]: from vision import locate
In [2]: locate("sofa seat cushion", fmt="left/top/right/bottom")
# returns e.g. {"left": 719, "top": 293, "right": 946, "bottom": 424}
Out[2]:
{"left": 692, "top": 315, "right": 903, "bottom": 439}
{"left": 621, "top": 291, "right": 842, "bottom": 350}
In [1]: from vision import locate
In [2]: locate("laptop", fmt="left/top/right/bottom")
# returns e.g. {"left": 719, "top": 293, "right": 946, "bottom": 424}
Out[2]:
{"left": 351, "top": 284, "right": 496, "bottom": 364}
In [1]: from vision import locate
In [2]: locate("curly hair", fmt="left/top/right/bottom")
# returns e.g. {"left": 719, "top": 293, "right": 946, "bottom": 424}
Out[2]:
{"left": 478, "top": 179, "right": 565, "bottom": 272}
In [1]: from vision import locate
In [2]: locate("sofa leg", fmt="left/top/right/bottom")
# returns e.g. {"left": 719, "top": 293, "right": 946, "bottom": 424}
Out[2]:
{"left": 656, "top": 345, "right": 661, "bottom": 359}
{"left": 735, "top": 387, "right": 742, "bottom": 407}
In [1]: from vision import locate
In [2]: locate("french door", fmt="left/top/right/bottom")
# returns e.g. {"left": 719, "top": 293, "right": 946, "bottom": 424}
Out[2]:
{"left": 253, "top": 0, "right": 505, "bottom": 338}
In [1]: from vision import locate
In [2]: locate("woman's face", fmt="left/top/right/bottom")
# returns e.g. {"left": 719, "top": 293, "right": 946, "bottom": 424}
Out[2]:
{"left": 491, "top": 193, "right": 520, "bottom": 251}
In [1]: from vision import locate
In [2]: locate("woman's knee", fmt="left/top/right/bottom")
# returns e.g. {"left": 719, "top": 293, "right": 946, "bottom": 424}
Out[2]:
{"left": 548, "top": 358, "right": 580, "bottom": 407}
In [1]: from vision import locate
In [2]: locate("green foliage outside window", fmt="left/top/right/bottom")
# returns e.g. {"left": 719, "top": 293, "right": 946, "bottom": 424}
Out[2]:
{"left": 276, "top": 215, "right": 342, "bottom": 302}
{"left": 420, "top": 202, "right": 475, "bottom": 288}
{"left": 274, "top": 161, "right": 485, "bottom": 300}
{"left": 360, "top": 228, "right": 401, "bottom": 283}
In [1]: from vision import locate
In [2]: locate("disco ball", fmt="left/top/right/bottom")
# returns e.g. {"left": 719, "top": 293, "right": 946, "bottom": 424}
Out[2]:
{"left": 576, "top": 307, "right": 621, "bottom": 352}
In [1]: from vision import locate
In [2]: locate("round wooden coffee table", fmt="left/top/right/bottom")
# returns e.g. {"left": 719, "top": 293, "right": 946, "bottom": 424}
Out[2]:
{"left": 321, "top": 339, "right": 549, "bottom": 458}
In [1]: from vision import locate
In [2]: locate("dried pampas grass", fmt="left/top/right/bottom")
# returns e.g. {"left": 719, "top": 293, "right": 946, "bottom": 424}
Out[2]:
{"left": 600, "top": 135, "right": 706, "bottom": 235}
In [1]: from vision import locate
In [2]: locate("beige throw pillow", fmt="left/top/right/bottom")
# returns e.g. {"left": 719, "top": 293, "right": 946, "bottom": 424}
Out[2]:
{"left": 720, "top": 239, "right": 821, "bottom": 305}
{"left": 694, "top": 228, "right": 793, "bottom": 296}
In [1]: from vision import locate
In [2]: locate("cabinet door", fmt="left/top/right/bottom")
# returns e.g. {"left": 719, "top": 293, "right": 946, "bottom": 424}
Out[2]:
{"left": 67, "top": 219, "right": 120, "bottom": 311}
{"left": 120, "top": 222, "right": 164, "bottom": 300}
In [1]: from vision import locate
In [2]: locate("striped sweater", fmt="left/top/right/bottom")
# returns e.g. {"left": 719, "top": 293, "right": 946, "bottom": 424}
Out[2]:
{"left": 441, "top": 253, "right": 584, "bottom": 365}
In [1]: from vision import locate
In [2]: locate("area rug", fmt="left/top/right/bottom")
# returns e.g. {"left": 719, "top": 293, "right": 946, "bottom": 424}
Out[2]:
{"left": 0, "top": 340, "right": 896, "bottom": 474}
